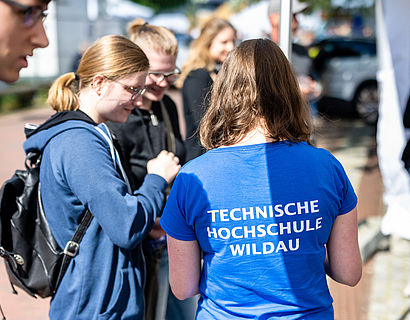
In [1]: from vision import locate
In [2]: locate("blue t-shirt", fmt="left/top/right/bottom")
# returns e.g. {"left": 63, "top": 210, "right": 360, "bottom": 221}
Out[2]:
{"left": 161, "top": 142, "right": 357, "bottom": 319}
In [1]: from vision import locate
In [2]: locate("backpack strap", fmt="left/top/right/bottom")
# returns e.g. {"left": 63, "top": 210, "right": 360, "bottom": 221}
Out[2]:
{"left": 54, "top": 209, "right": 93, "bottom": 293}
{"left": 160, "top": 100, "right": 176, "bottom": 154}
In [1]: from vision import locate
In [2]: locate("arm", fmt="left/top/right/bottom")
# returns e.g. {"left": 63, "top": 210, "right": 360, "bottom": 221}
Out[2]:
{"left": 325, "top": 206, "right": 362, "bottom": 286}
{"left": 182, "top": 69, "right": 212, "bottom": 161}
{"left": 182, "top": 69, "right": 213, "bottom": 139}
{"left": 167, "top": 235, "right": 201, "bottom": 300}
{"left": 59, "top": 128, "right": 169, "bottom": 249}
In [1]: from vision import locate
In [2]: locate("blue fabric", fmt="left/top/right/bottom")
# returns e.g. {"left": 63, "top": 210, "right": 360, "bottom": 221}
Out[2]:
{"left": 161, "top": 142, "right": 357, "bottom": 320}
{"left": 24, "top": 120, "right": 168, "bottom": 320}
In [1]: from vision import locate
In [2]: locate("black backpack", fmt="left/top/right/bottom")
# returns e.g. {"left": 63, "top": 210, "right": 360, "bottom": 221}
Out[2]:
{"left": 0, "top": 111, "right": 96, "bottom": 299}
{"left": 0, "top": 151, "right": 93, "bottom": 298}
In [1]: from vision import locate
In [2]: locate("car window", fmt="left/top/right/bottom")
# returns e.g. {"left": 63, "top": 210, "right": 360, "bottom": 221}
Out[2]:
{"left": 311, "top": 39, "right": 376, "bottom": 75}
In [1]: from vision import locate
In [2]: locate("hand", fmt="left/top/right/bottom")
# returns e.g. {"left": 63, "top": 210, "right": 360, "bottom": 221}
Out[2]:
{"left": 147, "top": 150, "right": 180, "bottom": 184}
{"left": 298, "top": 76, "right": 321, "bottom": 101}
{"left": 148, "top": 218, "right": 166, "bottom": 239}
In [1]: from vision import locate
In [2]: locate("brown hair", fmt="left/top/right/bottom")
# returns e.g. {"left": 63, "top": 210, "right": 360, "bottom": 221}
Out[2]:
{"left": 127, "top": 18, "right": 178, "bottom": 57}
{"left": 175, "top": 17, "right": 236, "bottom": 88}
{"left": 47, "top": 35, "right": 149, "bottom": 112}
{"left": 200, "top": 38, "right": 312, "bottom": 149}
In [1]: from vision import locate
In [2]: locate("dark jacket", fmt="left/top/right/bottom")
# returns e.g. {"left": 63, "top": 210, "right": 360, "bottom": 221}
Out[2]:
{"left": 182, "top": 68, "right": 213, "bottom": 162}
{"left": 402, "top": 96, "right": 410, "bottom": 167}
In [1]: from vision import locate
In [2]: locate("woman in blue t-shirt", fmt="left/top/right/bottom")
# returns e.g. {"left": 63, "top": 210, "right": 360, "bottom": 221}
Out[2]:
{"left": 160, "top": 39, "right": 362, "bottom": 319}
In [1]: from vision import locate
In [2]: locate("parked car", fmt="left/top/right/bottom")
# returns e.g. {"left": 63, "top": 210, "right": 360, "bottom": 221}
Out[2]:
{"left": 309, "top": 37, "right": 379, "bottom": 125}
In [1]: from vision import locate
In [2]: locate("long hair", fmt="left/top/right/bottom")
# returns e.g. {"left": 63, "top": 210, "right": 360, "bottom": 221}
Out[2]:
{"left": 175, "top": 17, "right": 236, "bottom": 88}
{"left": 127, "top": 18, "right": 178, "bottom": 57}
{"left": 47, "top": 35, "right": 149, "bottom": 112}
{"left": 200, "top": 39, "right": 312, "bottom": 149}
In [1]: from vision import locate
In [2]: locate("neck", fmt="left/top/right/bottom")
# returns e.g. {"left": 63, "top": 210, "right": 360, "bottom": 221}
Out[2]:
{"left": 140, "top": 97, "right": 153, "bottom": 111}
{"left": 221, "top": 125, "right": 275, "bottom": 148}
{"left": 78, "top": 92, "right": 102, "bottom": 124}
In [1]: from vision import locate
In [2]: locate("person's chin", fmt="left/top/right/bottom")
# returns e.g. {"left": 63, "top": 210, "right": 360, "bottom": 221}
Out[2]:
{"left": 116, "top": 114, "right": 129, "bottom": 123}
{"left": 1, "top": 69, "right": 21, "bottom": 83}
{"left": 145, "top": 91, "right": 164, "bottom": 102}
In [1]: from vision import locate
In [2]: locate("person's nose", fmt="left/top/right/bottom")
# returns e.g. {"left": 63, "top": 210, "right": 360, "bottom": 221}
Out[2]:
{"left": 226, "top": 41, "right": 235, "bottom": 52}
{"left": 132, "top": 94, "right": 144, "bottom": 107}
{"left": 31, "top": 21, "right": 49, "bottom": 49}
{"left": 157, "top": 77, "right": 169, "bottom": 88}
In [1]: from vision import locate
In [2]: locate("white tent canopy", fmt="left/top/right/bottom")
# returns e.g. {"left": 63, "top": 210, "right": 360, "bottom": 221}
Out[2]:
{"left": 149, "top": 12, "right": 190, "bottom": 34}
{"left": 229, "top": 0, "right": 294, "bottom": 58}
{"left": 105, "top": 0, "right": 154, "bottom": 20}
{"left": 376, "top": 0, "right": 410, "bottom": 239}
{"left": 229, "top": 1, "right": 271, "bottom": 40}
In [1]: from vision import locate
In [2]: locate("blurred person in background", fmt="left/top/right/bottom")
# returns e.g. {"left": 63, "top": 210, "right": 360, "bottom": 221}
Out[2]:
{"left": 268, "top": 0, "right": 321, "bottom": 111}
{"left": 0, "top": 0, "right": 51, "bottom": 83}
{"left": 161, "top": 38, "right": 362, "bottom": 319}
{"left": 106, "top": 19, "right": 193, "bottom": 320}
{"left": 175, "top": 17, "right": 237, "bottom": 161}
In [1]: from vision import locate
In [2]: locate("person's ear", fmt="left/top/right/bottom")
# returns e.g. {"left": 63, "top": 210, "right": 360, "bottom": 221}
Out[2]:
{"left": 90, "top": 74, "right": 105, "bottom": 95}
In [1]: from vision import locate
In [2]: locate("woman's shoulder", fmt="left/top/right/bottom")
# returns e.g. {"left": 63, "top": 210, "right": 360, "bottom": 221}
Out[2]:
{"left": 293, "top": 142, "right": 337, "bottom": 161}
{"left": 187, "top": 68, "right": 211, "bottom": 80}
{"left": 161, "top": 94, "right": 177, "bottom": 108}
{"left": 183, "top": 68, "right": 213, "bottom": 92}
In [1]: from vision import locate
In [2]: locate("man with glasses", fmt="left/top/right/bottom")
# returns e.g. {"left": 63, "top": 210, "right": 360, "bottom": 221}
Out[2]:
{"left": 0, "top": 0, "right": 51, "bottom": 83}
{"left": 107, "top": 20, "right": 190, "bottom": 320}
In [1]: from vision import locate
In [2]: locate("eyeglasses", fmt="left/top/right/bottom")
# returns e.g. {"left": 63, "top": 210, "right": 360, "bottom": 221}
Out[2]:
{"left": 108, "top": 78, "right": 146, "bottom": 102}
{"left": 0, "top": 0, "right": 48, "bottom": 28}
{"left": 147, "top": 67, "right": 181, "bottom": 83}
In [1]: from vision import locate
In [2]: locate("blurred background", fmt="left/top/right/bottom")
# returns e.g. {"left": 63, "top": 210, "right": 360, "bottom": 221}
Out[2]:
{"left": 1, "top": 1, "right": 410, "bottom": 319}
{"left": 0, "top": 0, "right": 379, "bottom": 121}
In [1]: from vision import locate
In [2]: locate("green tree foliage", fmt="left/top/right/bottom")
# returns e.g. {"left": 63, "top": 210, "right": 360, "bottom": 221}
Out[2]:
{"left": 130, "top": 0, "right": 187, "bottom": 12}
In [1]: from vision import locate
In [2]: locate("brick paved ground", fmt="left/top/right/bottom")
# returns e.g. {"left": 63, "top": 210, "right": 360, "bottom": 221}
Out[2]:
{"left": 0, "top": 106, "right": 53, "bottom": 319}
{"left": 315, "top": 118, "right": 384, "bottom": 320}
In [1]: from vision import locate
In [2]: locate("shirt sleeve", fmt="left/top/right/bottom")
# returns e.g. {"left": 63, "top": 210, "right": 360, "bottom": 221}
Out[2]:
{"left": 160, "top": 172, "right": 197, "bottom": 241}
{"left": 330, "top": 154, "right": 358, "bottom": 215}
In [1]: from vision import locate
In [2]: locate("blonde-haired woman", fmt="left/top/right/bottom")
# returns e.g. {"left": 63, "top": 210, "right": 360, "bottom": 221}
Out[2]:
{"left": 25, "top": 35, "right": 180, "bottom": 319}
{"left": 176, "top": 17, "right": 236, "bottom": 161}
{"left": 161, "top": 39, "right": 361, "bottom": 319}
{"left": 106, "top": 19, "right": 191, "bottom": 320}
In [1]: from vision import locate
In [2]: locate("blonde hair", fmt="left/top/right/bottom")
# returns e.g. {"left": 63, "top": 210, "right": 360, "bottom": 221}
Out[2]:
{"left": 200, "top": 39, "right": 312, "bottom": 149}
{"left": 175, "top": 17, "right": 236, "bottom": 88}
{"left": 47, "top": 35, "right": 149, "bottom": 112}
{"left": 127, "top": 18, "right": 178, "bottom": 57}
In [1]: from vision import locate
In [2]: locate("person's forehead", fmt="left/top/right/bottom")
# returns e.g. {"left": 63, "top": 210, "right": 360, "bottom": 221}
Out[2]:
{"left": 147, "top": 50, "right": 176, "bottom": 70}
{"left": 17, "top": 0, "right": 49, "bottom": 6}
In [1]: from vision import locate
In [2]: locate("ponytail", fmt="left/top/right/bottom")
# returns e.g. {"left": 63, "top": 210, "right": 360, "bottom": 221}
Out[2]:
{"left": 47, "top": 72, "right": 79, "bottom": 112}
